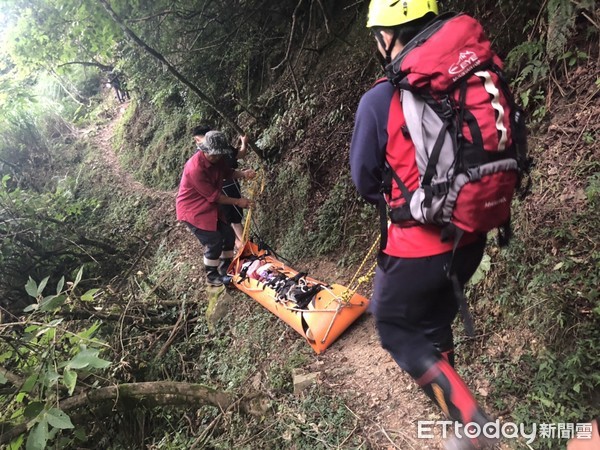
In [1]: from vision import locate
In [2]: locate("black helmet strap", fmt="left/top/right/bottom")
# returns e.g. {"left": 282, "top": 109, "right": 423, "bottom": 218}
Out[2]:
{"left": 373, "top": 28, "right": 400, "bottom": 65}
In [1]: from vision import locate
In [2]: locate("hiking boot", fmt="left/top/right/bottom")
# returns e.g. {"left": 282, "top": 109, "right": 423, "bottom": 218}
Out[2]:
{"left": 206, "top": 274, "right": 233, "bottom": 287}
{"left": 206, "top": 275, "right": 233, "bottom": 287}
{"left": 218, "top": 258, "right": 232, "bottom": 277}
{"left": 205, "top": 270, "right": 233, "bottom": 287}
{"left": 206, "top": 274, "right": 224, "bottom": 287}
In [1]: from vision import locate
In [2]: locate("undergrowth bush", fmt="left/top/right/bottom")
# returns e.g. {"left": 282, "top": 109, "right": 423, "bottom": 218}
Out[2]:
{"left": 255, "top": 158, "right": 377, "bottom": 266}
{"left": 205, "top": 387, "right": 361, "bottom": 449}
{"left": 255, "top": 91, "right": 320, "bottom": 161}
{"left": 100, "top": 267, "right": 357, "bottom": 449}
{"left": 310, "top": 175, "right": 351, "bottom": 255}
{"left": 466, "top": 120, "right": 600, "bottom": 449}
{"left": 116, "top": 103, "right": 188, "bottom": 190}
{"left": 255, "top": 160, "right": 311, "bottom": 260}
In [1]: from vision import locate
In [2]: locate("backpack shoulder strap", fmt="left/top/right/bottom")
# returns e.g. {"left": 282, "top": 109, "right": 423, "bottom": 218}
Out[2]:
{"left": 402, "top": 90, "right": 454, "bottom": 206}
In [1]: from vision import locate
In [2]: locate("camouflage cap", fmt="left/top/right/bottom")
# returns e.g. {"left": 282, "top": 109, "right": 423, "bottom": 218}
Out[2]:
{"left": 198, "top": 130, "right": 232, "bottom": 156}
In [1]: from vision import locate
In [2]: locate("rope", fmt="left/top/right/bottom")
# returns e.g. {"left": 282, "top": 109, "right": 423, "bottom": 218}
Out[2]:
{"left": 241, "top": 167, "right": 265, "bottom": 245}
{"left": 237, "top": 166, "right": 378, "bottom": 306}
{"left": 340, "top": 236, "right": 380, "bottom": 303}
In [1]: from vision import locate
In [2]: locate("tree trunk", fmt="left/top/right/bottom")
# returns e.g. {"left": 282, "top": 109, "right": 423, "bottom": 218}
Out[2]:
{"left": 0, "top": 381, "right": 269, "bottom": 445}
{"left": 61, "top": 308, "right": 180, "bottom": 325}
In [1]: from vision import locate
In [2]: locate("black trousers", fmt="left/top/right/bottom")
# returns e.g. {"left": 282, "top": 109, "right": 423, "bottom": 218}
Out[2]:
{"left": 185, "top": 220, "right": 235, "bottom": 263}
{"left": 372, "top": 238, "right": 486, "bottom": 378}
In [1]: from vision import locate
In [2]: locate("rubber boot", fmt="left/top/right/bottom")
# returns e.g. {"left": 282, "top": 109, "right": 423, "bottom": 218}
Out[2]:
{"left": 415, "top": 356, "right": 499, "bottom": 449}
{"left": 218, "top": 258, "right": 232, "bottom": 277}
{"left": 205, "top": 265, "right": 224, "bottom": 287}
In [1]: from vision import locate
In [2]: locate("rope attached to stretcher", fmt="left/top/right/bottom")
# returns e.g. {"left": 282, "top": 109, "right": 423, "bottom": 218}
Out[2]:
{"left": 241, "top": 168, "right": 265, "bottom": 248}
{"left": 236, "top": 167, "right": 377, "bottom": 310}
{"left": 340, "top": 236, "right": 379, "bottom": 303}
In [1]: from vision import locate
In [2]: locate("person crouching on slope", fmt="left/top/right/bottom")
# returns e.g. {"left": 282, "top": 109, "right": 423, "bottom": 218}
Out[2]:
{"left": 350, "top": 1, "right": 497, "bottom": 449}
{"left": 176, "top": 130, "right": 255, "bottom": 286}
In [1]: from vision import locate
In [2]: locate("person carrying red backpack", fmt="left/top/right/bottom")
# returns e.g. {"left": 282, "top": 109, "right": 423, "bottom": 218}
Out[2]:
{"left": 349, "top": 1, "right": 530, "bottom": 448}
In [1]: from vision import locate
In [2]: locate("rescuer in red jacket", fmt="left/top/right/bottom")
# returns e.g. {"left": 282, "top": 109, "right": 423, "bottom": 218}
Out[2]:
{"left": 350, "top": 1, "right": 498, "bottom": 449}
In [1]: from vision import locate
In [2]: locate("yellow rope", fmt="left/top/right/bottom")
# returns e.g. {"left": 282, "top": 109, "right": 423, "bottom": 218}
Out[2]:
{"left": 239, "top": 166, "right": 378, "bottom": 304}
{"left": 340, "top": 236, "right": 379, "bottom": 303}
{"left": 346, "top": 237, "right": 379, "bottom": 289}
{"left": 241, "top": 167, "right": 265, "bottom": 245}
{"left": 241, "top": 205, "right": 252, "bottom": 245}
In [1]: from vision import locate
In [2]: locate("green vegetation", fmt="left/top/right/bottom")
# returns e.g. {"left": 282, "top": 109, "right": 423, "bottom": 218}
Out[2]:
{"left": 476, "top": 148, "right": 599, "bottom": 448}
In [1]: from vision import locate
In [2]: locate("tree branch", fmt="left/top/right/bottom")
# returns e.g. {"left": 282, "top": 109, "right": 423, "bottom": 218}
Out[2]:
{"left": 0, "top": 382, "right": 269, "bottom": 444}
{"left": 96, "top": 0, "right": 264, "bottom": 159}
{"left": 315, "top": 0, "right": 330, "bottom": 34}
{"left": 126, "top": 9, "right": 178, "bottom": 23}
{"left": 0, "top": 157, "right": 20, "bottom": 172}
{"left": 57, "top": 61, "right": 113, "bottom": 71}
{"left": 0, "top": 366, "right": 23, "bottom": 387}
{"left": 61, "top": 308, "right": 178, "bottom": 326}
{"left": 272, "top": 0, "right": 305, "bottom": 71}
{"left": 47, "top": 67, "right": 88, "bottom": 106}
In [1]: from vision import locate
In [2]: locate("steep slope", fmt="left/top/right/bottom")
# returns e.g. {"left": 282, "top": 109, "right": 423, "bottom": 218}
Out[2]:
{"left": 104, "top": 6, "right": 599, "bottom": 448}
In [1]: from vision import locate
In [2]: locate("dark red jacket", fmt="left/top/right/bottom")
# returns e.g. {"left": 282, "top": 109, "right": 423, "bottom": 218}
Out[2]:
{"left": 176, "top": 151, "right": 234, "bottom": 231}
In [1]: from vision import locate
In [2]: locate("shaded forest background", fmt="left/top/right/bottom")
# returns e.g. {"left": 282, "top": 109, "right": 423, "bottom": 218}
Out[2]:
{"left": 0, "top": 0, "right": 598, "bottom": 449}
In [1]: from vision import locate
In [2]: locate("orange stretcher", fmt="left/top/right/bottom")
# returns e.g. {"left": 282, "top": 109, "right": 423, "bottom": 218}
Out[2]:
{"left": 228, "top": 241, "right": 369, "bottom": 354}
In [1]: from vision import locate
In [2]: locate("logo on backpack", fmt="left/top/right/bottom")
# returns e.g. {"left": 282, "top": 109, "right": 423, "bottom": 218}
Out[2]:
{"left": 484, "top": 197, "right": 508, "bottom": 209}
{"left": 382, "top": 12, "right": 531, "bottom": 245}
{"left": 448, "top": 51, "right": 479, "bottom": 79}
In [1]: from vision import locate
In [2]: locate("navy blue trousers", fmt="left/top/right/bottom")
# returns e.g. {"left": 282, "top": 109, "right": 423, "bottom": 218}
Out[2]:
{"left": 371, "top": 238, "right": 486, "bottom": 378}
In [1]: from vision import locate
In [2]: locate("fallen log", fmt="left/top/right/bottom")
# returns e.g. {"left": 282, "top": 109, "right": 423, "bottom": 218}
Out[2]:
{"left": 0, "top": 381, "right": 269, "bottom": 445}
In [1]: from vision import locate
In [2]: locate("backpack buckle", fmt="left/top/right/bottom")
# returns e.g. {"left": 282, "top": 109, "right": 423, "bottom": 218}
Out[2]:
{"left": 440, "top": 97, "right": 454, "bottom": 119}
{"left": 389, "top": 205, "right": 413, "bottom": 224}
{"left": 380, "top": 162, "right": 393, "bottom": 194}
{"left": 467, "top": 167, "right": 482, "bottom": 181}
{"left": 431, "top": 181, "right": 450, "bottom": 196}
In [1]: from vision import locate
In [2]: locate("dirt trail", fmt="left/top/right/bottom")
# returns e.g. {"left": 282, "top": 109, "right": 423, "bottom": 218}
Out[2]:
{"left": 92, "top": 102, "right": 172, "bottom": 201}
{"left": 305, "top": 261, "right": 443, "bottom": 449}
{"left": 92, "top": 104, "right": 452, "bottom": 450}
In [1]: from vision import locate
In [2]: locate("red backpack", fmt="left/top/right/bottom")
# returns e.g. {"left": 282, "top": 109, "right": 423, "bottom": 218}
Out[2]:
{"left": 380, "top": 13, "right": 532, "bottom": 335}
{"left": 381, "top": 12, "right": 531, "bottom": 248}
